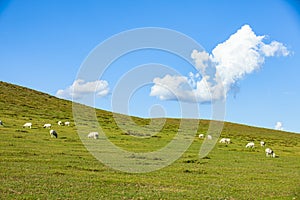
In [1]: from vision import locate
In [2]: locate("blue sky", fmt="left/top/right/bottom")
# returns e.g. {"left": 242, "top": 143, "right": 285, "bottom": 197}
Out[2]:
{"left": 0, "top": 0, "right": 300, "bottom": 133}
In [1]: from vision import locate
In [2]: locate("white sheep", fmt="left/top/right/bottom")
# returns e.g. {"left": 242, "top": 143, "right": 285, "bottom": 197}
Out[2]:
{"left": 245, "top": 142, "right": 255, "bottom": 148}
{"left": 58, "top": 121, "right": 62, "bottom": 126}
{"left": 23, "top": 122, "right": 32, "bottom": 129}
{"left": 219, "top": 138, "right": 231, "bottom": 144}
{"left": 64, "top": 121, "right": 70, "bottom": 126}
{"left": 260, "top": 141, "right": 266, "bottom": 147}
{"left": 265, "top": 148, "right": 276, "bottom": 158}
{"left": 198, "top": 134, "right": 204, "bottom": 139}
{"left": 207, "top": 135, "right": 212, "bottom": 140}
{"left": 87, "top": 132, "right": 99, "bottom": 139}
{"left": 50, "top": 129, "right": 58, "bottom": 138}
{"left": 43, "top": 123, "right": 51, "bottom": 128}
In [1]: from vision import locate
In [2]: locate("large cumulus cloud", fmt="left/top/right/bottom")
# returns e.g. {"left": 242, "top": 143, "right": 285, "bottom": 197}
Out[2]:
{"left": 150, "top": 24, "right": 290, "bottom": 103}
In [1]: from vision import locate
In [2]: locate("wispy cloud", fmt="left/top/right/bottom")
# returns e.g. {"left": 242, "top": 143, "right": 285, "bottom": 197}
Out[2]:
{"left": 56, "top": 79, "right": 109, "bottom": 100}
{"left": 150, "top": 24, "right": 290, "bottom": 103}
{"left": 275, "top": 121, "right": 283, "bottom": 131}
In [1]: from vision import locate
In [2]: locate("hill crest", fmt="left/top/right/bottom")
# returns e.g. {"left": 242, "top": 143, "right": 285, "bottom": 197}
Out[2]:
{"left": 0, "top": 81, "right": 298, "bottom": 136}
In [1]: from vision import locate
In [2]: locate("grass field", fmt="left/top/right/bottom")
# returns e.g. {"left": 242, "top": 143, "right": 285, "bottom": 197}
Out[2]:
{"left": 0, "top": 81, "right": 299, "bottom": 199}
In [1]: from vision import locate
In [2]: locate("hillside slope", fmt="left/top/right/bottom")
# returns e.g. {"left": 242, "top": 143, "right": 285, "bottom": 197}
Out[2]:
{"left": 0, "top": 81, "right": 73, "bottom": 120}
{"left": 0, "top": 81, "right": 299, "bottom": 199}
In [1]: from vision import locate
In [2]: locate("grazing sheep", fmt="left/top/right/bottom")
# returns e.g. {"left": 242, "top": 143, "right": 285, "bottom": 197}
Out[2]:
{"left": 265, "top": 148, "right": 276, "bottom": 158}
{"left": 58, "top": 121, "right": 62, "bottom": 126}
{"left": 207, "top": 135, "right": 212, "bottom": 140}
{"left": 260, "top": 141, "right": 266, "bottom": 147}
{"left": 219, "top": 138, "right": 231, "bottom": 144}
{"left": 64, "top": 121, "right": 70, "bottom": 126}
{"left": 23, "top": 122, "right": 32, "bottom": 129}
{"left": 0, "top": 120, "right": 3, "bottom": 126}
{"left": 43, "top": 123, "right": 51, "bottom": 128}
{"left": 50, "top": 129, "right": 58, "bottom": 138}
{"left": 245, "top": 142, "right": 255, "bottom": 148}
{"left": 88, "top": 132, "right": 99, "bottom": 139}
{"left": 198, "top": 134, "right": 204, "bottom": 139}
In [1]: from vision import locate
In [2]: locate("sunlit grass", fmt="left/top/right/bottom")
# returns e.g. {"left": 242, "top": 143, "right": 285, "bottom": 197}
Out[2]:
{"left": 0, "top": 81, "right": 299, "bottom": 199}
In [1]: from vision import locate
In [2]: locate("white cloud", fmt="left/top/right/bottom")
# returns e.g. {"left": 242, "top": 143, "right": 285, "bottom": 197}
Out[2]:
{"left": 275, "top": 121, "right": 283, "bottom": 131}
{"left": 150, "top": 24, "right": 290, "bottom": 103}
{"left": 261, "top": 41, "right": 290, "bottom": 57}
{"left": 191, "top": 49, "right": 211, "bottom": 74}
{"left": 150, "top": 75, "right": 198, "bottom": 102}
{"left": 150, "top": 73, "right": 222, "bottom": 103}
{"left": 56, "top": 79, "right": 109, "bottom": 100}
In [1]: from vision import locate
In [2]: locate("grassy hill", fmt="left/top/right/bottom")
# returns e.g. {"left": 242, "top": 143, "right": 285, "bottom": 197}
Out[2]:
{"left": 0, "top": 81, "right": 299, "bottom": 199}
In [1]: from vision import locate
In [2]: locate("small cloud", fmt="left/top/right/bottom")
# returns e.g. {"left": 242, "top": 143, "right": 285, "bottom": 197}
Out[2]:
{"left": 275, "top": 121, "right": 283, "bottom": 131}
{"left": 150, "top": 24, "right": 290, "bottom": 103}
{"left": 56, "top": 79, "right": 109, "bottom": 100}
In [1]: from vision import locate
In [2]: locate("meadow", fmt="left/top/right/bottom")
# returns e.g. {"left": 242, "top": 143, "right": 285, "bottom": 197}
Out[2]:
{"left": 0, "top": 81, "right": 299, "bottom": 199}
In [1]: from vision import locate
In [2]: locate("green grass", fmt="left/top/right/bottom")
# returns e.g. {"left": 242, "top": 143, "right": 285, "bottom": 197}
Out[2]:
{"left": 0, "top": 81, "right": 299, "bottom": 199}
